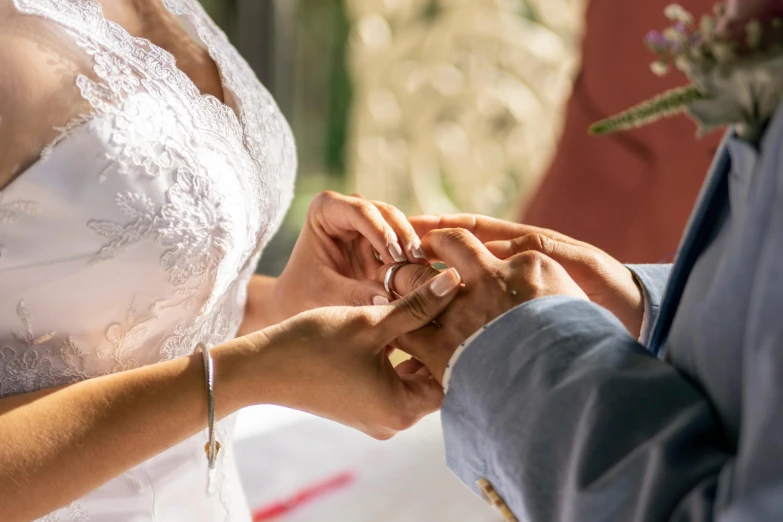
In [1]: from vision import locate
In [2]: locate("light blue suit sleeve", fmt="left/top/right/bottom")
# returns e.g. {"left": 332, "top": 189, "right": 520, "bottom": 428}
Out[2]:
{"left": 626, "top": 264, "right": 672, "bottom": 346}
{"left": 442, "top": 296, "right": 731, "bottom": 522}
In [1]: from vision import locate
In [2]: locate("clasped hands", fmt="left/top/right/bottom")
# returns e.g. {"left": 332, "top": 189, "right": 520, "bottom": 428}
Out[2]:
{"left": 378, "top": 213, "right": 646, "bottom": 384}
{"left": 237, "top": 193, "right": 645, "bottom": 441}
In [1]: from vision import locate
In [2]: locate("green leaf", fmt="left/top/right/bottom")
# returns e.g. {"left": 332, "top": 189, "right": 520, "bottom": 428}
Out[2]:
{"left": 589, "top": 85, "right": 706, "bottom": 135}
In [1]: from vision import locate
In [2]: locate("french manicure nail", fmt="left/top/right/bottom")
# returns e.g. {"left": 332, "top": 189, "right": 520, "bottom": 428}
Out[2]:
{"left": 389, "top": 242, "right": 406, "bottom": 262}
{"left": 430, "top": 268, "right": 461, "bottom": 297}
{"left": 373, "top": 295, "right": 390, "bottom": 305}
{"left": 412, "top": 244, "right": 426, "bottom": 259}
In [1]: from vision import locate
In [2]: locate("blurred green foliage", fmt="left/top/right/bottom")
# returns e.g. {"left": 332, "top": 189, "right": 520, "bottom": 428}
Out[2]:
{"left": 196, "top": 0, "right": 353, "bottom": 275}
{"left": 198, "top": 0, "right": 223, "bottom": 21}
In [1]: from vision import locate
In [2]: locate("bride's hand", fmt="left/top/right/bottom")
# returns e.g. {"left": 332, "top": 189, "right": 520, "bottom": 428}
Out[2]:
{"left": 271, "top": 192, "right": 428, "bottom": 323}
{"left": 239, "top": 268, "right": 461, "bottom": 439}
{"left": 408, "top": 214, "right": 645, "bottom": 338}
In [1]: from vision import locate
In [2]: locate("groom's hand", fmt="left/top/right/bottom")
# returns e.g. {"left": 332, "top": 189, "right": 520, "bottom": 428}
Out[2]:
{"left": 380, "top": 228, "right": 587, "bottom": 384}
{"left": 408, "top": 214, "right": 645, "bottom": 338}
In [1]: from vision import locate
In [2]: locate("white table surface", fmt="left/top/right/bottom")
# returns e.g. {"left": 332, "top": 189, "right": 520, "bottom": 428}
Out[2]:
{"left": 234, "top": 406, "right": 502, "bottom": 522}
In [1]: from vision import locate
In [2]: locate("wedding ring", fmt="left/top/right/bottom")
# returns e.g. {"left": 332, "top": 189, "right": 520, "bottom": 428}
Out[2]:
{"left": 384, "top": 263, "right": 407, "bottom": 298}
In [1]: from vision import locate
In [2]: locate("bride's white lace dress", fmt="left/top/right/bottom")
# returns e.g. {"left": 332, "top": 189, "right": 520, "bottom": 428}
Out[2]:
{"left": 0, "top": 1, "right": 296, "bottom": 520}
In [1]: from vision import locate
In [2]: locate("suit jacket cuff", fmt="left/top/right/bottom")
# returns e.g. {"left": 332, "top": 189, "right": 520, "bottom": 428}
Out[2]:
{"left": 441, "top": 295, "right": 629, "bottom": 500}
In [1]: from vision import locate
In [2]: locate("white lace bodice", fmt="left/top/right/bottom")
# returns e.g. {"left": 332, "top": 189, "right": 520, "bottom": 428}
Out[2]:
{"left": 0, "top": 1, "right": 296, "bottom": 520}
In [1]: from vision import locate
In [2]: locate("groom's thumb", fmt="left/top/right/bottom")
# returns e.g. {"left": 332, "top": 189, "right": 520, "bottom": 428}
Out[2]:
{"left": 378, "top": 268, "right": 461, "bottom": 341}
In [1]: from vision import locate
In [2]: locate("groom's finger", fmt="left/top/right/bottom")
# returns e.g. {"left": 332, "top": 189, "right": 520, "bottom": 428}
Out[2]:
{"left": 410, "top": 214, "right": 583, "bottom": 246}
{"left": 420, "top": 228, "right": 496, "bottom": 275}
{"left": 377, "top": 268, "right": 461, "bottom": 342}
{"left": 485, "top": 234, "right": 602, "bottom": 276}
{"left": 374, "top": 263, "right": 440, "bottom": 298}
{"left": 485, "top": 233, "right": 562, "bottom": 260}
{"left": 409, "top": 214, "right": 527, "bottom": 242}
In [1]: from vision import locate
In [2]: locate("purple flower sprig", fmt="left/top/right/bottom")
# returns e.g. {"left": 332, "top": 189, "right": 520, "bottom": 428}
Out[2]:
{"left": 591, "top": 2, "right": 783, "bottom": 140}
{"left": 643, "top": 5, "right": 705, "bottom": 76}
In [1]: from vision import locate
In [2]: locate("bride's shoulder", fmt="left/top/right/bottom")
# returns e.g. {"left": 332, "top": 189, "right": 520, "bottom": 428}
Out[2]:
{"left": 0, "top": 7, "right": 92, "bottom": 189}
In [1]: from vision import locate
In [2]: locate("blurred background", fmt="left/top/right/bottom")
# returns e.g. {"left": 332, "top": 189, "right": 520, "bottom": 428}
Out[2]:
{"left": 197, "top": 0, "right": 719, "bottom": 520}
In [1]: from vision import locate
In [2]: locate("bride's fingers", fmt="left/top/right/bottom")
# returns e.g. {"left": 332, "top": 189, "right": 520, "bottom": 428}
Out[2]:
{"left": 397, "top": 373, "right": 444, "bottom": 415}
{"left": 392, "top": 325, "right": 452, "bottom": 384}
{"left": 394, "top": 357, "right": 423, "bottom": 376}
{"left": 341, "top": 278, "right": 390, "bottom": 307}
{"left": 394, "top": 356, "right": 432, "bottom": 378}
{"left": 369, "top": 200, "right": 428, "bottom": 264}
{"left": 375, "top": 268, "right": 460, "bottom": 342}
{"left": 420, "top": 228, "right": 496, "bottom": 280}
{"left": 310, "top": 191, "right": 403, "bottom": 265}
{"left": 350, "top": 193, "right": 427, "bottom": 265}
{"left": 416, "top": 365, "right": 432, "bottom": 378}
{"left": 356, "top": 238, "right": 382, "bottom": 279}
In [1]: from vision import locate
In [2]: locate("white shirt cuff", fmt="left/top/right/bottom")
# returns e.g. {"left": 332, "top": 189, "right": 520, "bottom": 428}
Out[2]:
{"left": 441, "top": 310, "right": 512, "bottom": 393}
{"left": 632, "top": 273, "right": 652, "bottom": 343}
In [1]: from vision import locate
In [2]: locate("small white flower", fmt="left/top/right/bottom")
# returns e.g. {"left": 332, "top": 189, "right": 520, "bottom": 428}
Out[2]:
{"left": 651, "top": 61, "right": 670, "bottom": 76}
{"left": 688, "top": 52, "right": 783, "bottom": 139}
{"left": 665, "top": 4, "right": 694, "bottom": 24}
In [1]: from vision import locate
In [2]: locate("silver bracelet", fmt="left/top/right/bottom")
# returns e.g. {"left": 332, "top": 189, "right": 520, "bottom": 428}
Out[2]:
{"left": 196, "top": 343, "right": 220, "bottom": 495}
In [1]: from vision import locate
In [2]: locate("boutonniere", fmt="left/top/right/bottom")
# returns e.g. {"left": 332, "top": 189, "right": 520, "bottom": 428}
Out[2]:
{"left": 590, "top": 1, "right": 783, "bottom": 143}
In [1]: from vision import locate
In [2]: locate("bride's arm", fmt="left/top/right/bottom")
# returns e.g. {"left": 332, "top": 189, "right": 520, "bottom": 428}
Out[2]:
{"left": 0, "top": 338, "right": 256, "bottom": 521}
{"left": 0, "top": 274, "right": 458, "bottom": 522}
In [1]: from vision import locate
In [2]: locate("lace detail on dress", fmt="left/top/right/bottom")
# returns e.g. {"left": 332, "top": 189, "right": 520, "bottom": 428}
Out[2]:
{"left": 160, "top": 307, "right": 229, "bottom": 361}
{"left": 88, "top": 169, "right": 234, "bottom": 289}
{"left": 38, "top": 501, "right": 89, "bottom": 522}
{"left": 161, "top": 0, "right": 297, "bottom": 188}
{"left": 0, "top": 193, "right": 40, "bottom": 223}
{"left": 0, "top": 302, "right": 90, "bottom": 396}
{"left": 0, "top": 192, "right": 40, "bottom": 259}
{"left": 97, "top": 300, "right": 155, "bottom": 373}
{"left": 14, "top": 0, "right": 296, "bottom": 272}
{"left": 16, "top": 0, "right": 269, "bottom": 201}
{"left": 123, "top": 472, "right": 145, "bottom": 493}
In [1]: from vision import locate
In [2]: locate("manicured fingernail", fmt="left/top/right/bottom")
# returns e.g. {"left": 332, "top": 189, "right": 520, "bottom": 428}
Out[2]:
{"left": 389, "top": 242, "right": 406, "bottom": 262}
{"left": 412, "top": 244, "right": 426, "bottom": 259}
{"left": 373, "top": 295, "right": 390, "bottom": 305}
{"left": 430, "top": 268, "right": 461, "bottom": 297}
{"left": 373, "top": 248, "right": 382, "bottom": 262}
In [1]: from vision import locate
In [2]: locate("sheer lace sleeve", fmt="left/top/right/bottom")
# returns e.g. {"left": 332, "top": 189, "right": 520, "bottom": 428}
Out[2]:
{"left": 0, "top": 2, "right": 95, "bottom": 190}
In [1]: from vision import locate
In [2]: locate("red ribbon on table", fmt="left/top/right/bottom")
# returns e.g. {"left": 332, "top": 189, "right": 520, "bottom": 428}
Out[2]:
{"left": 252, "top": 470, "right": 356, "bottom": 521}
